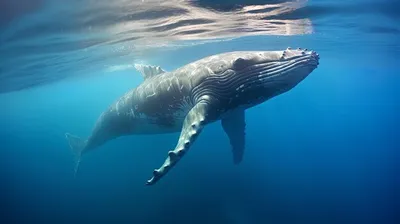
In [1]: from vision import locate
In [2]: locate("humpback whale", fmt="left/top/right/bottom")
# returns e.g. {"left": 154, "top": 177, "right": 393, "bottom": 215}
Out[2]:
{"left": 65, "top": 47, "right": 320, "bottom": 185}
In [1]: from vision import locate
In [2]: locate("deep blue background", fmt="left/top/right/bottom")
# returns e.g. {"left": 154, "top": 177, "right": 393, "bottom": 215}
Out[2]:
{"left": 1, "top": 1, "right": 399, "bottom": 223}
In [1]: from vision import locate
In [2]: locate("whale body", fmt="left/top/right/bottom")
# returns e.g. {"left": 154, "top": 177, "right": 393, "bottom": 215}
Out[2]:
{"left": 65, "top": 48, "right": 320, "bottom": 185}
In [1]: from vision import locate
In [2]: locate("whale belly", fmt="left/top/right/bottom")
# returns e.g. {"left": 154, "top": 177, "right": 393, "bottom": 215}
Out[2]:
{"left": 132, "top": 114, "right": 184, "bottom": 134}
{"left": 129, "top": 87, "right": 194, "bottom": 134}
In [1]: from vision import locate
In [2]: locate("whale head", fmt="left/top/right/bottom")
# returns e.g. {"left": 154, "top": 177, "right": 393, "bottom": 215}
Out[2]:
{"left": 233, "top": 47, "right": 318, "bottom": 90}
{"left": 207, "top": 48, "right": 319, "bottom": 107}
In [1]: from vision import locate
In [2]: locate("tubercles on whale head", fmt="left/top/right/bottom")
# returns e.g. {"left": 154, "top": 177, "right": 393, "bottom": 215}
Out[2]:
{"left": 266, "top": 48, "right": 320, "bottom": 90}
{"left": 281, "top": 48, "right": 319, "bottom": 62}
{"left": 227, "top": 48, "right": 319, "bottom": 76}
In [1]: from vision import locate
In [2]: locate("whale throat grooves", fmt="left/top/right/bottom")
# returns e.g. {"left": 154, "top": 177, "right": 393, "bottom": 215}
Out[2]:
{"left": 191, "top": 67, "right": 269, "bottom": 109}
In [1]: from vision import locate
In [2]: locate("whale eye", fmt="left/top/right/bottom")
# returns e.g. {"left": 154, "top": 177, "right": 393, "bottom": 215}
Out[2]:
{"left": 233, "top": 58, "right": 247, "bottom": 70}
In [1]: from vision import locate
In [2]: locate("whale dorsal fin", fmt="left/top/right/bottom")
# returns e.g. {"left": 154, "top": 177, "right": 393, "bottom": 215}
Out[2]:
{"left": 134, "top": 64, "right": 166, "bottom": 80}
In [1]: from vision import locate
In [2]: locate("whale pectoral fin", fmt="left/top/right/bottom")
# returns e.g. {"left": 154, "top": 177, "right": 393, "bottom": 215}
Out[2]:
{"left": 146, "top": 100, "right": 210, "bottom": 185}
{"left": 221, "top": 109, "right": 246, "bottom": 164}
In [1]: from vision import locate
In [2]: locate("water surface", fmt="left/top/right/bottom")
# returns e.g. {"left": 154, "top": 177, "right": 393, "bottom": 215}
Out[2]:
{"left": 0, "top": 0, "right": 399, "bottom": 223}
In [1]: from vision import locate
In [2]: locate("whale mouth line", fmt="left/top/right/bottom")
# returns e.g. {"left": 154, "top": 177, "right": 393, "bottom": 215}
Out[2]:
{"left": 237, "top": 55, "right": 319, "bottom": 79}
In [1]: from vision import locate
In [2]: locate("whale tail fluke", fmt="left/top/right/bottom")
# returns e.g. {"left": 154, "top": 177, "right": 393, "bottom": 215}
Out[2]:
{"left": 65, "top": 133, "right": 86, "bottom": 177}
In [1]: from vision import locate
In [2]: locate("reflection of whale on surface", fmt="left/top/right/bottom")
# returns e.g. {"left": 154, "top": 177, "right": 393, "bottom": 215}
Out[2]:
{"left": 65, "top": 48, "right": 320, "bottom": 185}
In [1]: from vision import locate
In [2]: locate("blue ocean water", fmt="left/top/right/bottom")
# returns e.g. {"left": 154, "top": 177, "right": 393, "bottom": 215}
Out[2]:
{"left": 0, "top": 0, "right": 399, "bottom": 223}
